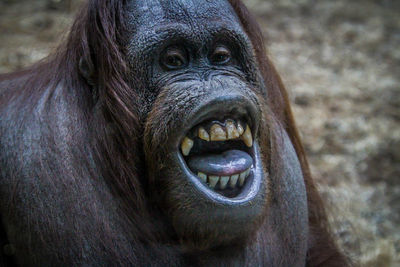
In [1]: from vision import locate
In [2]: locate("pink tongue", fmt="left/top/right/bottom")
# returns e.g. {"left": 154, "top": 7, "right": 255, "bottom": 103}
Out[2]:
{"left": 187, "top": 150, "right": 252, "bottom": 176}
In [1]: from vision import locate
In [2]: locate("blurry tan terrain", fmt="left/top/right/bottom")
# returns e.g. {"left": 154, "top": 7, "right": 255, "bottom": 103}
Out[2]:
{"left": 0, "top": 0, "right": 399, "bottom": 265}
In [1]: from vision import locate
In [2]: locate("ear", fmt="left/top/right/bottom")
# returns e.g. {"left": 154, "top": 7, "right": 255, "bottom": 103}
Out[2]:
{"left": 79, "top": 57, "right": 96, "bottom": 86}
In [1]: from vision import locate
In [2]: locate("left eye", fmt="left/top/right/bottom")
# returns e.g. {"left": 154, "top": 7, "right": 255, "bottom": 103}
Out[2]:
{"left": 160, "top": 47, "right": 188, "bottom": 70}
{"left": 210, "top": 46, "right": 232, "bottom": 65}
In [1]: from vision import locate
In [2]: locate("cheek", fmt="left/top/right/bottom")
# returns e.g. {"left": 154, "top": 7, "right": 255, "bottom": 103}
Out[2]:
{"left": 142, "top": 77, "right": 269, "bottom": 249}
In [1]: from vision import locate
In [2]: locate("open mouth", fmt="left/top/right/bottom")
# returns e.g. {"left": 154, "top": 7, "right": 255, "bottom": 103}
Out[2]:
{"left": 179, "top": 117, "right": 255, "bottom": 198}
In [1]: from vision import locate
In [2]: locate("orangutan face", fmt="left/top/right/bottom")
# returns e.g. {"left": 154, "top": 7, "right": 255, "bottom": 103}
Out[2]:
{"left": 125, "top": 0, "right": 267, "bottom": 248}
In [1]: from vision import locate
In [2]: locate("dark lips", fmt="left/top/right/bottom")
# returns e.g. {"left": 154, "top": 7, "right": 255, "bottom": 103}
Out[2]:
{"left": 175, "top": 94, "right": 264, "bottom": 202}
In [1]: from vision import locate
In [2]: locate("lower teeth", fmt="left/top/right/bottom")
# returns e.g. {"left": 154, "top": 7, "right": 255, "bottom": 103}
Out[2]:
{"left": 197, "top": 168, "right": 251, "bottom": 190}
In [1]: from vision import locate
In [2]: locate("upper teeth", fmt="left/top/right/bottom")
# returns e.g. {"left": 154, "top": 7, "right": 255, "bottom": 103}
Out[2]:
{"left": 226, "top": 120, "right": 240, "bottom": 139}
{"left": 198, "top": 127, "right": 210, "bottom": 141}
{"left": 181, "top": 137, "right": 194, "bottom": 156}
{"left": 241, "top": 125, "right": 253, "bottom": 147}
{"left": 210, "top": 124, "right": 227, "bottom": 141}
{"left": 237, "top": 123, "right": 244, "bottom": 135}
{"left": 180, "top": 119, "right": 253, "bottom": 156}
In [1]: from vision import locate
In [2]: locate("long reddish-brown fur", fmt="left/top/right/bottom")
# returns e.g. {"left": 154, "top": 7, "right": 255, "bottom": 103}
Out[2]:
{"left": 229, "top": 1, "right": 350, "bottom": 265}
{"left": 0, "top": 0, "right": 350, "bottom": 265}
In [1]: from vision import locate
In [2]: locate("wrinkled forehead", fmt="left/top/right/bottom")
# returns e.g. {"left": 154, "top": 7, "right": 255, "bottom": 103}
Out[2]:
{"left": 129, "top": 0, "right": 240, "bottom": 29}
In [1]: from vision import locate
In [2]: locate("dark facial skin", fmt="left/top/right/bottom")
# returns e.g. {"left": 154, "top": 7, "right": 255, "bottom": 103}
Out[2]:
{"left": 0, "top": 0, "right": 309, "bottom": 265}
{"left": 132, "top": 0, "right": 268, "bottom": 247}
{"left": 132, "top": 0, "right": 308, "bottom": 262}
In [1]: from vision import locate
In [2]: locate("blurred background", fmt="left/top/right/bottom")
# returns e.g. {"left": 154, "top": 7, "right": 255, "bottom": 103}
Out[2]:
{"left": 0, "top": 0, "right": 399, "bottom": 265}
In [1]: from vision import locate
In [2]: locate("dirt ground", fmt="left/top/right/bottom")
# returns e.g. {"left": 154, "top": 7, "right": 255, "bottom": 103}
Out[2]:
{"left": 0, "top": 0, "right": 399, "bottom": 265}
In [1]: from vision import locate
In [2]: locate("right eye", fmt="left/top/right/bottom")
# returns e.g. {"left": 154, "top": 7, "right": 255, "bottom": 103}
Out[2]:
{"left": 160, "top": 47, "right": 188, "bottom": 70}
{"left": 210, "top": 45, "right": 232, "bottom": 65}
